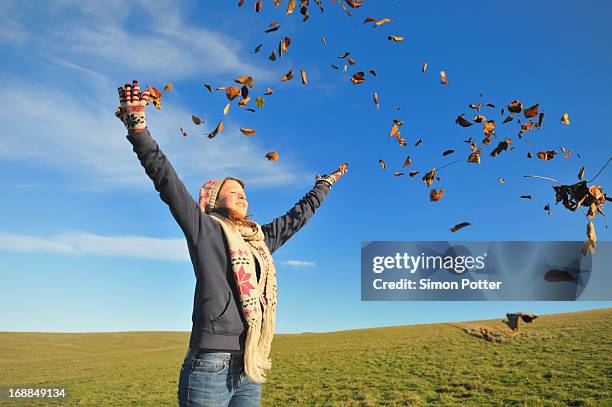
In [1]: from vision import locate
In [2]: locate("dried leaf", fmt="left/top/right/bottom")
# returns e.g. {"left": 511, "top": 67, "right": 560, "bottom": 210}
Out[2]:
{"left": 450, "top": 222, "right": 470, "bottom": 233}
{"left": 321, "top": 36, "right": 326, "bottom": 45}
{"left": 300, "top": 69, "right": 308, "bottom": 85}
{"left": 208, "top": 120, "right": 224, "bottom": 139}
{"left": 527, "top": 152, "right": 533, "bottom": 158}
{"left": 502, "top": 115, "right": 513, "bottom": 124}
{"left": 254, "top": 44, "right": 263, "bottom": 53}
{"left": 255, "top": 96, "right": 265, "bottom": 108}
{"left": 409, "top": 171, "right": 420, "bottom": 177}
{"left": 388, "top": 35, "right": 404, "bottom": 42}
{"left": 422, "top": 62, "right": 427, "bottom": 72}
{"left": 490, "top": 139, "right": 512, "bottom": 157}
{"left": 473, "top": 115, "right": 487, "bottom": 123}
{"left": 241, "top": 85, "right": 249, "bottom": 99}
{"left": 369, "top": 70, "right": 377, "bottom": 76}
{"left": 578, "top": 166, "right": 585, "bottom": 180}
{"left": 203, "top": 83, "right": 213, "bottom": 92}
{"left": 422, "top": 168, "right": 437, "bottom": 186}
{"left": 389, "top": 124, "right": 399, "bottom": 138}
{"left": 363, "top": 17, "right": 376, "bottom": 23}
{"left": 264, "top": 87, "right": 273, "bottom": 96}
{"left": 440, "top": 71, "right": 448, "bottom": 85}
{"left": 536, "top": 150, "right": 557, "bottom": 160}
{"left": 508, "top": 100, "right": 523, "bottom": 114}
{"left": 286, "top": 0, "right": 296, "bottom": 14}
{"left": 455, "top": 114, "right": 473, "bottom": 127}
{"left": 226, "top": 86, "right": 241, "bottom": 100}
{"left": 442, "top": 150, "right": 454, "bottom": 157}
{"left": 240, "top": 128, "right": 256, "bottom": 136}
{"left": 164, "top": 83, "right": 173, "bottom": 92}
{"left": 192, "top": 114, "right": 204, "bottom": 125}
{"left": 561, "top": 112, "right": 571, "bottom": 125}
{"left": 375, "top": 18, "right": 392, "bottom": 27}
{"left": 346, "top": 57, "right": 357, "bottom": 65}
{"left": 281, "top": 69, "right": 294, "bottom": 81}
{"left": 373, "top": 92, "right": 380, "bottom": 109}
{"left": 264, "top": 25, "right": 280, "bottom": 33}
{"left": 180, "top": 127, "right": 187, "bottom": 137}
{"left": 350, "top": 71, "right": 365, "bottom": 85}
{"left": 544, "top": 204, "right": 551, "bottom": 215}
{"left": 269, "top": 50, "right": 277, "bottom": 61}
{"left": 430, "top": 188, "right": 445, "bottom": 202}
{"left": 498, "top": 177, "right": 505, "bottom": 183}
{"left": 379, "top": 159, "right": 386, "bottom": 170}
{"left": 223, "top": 103, "right": 230, "bottom": 115}
{"left": 266, "top": 151, "right": 279, "bottom": 161}
{"left": 403, "top": 156, "right": 412, "bottom": 167}
{"left": 234, "top": 76, "right": 255, "bottom": 88}
{"left": 524, "top": 104, "right": 539, "bottom": 118}
{"left": 238, "top": 96, "right": 251, "bottom": 107}
{"left": 393, "top": 172, "right": 404, "bottom": 176}
{"left": 563, "top": 150, "right": 572, "bottom": 159}
{"left": 520, "top": 195, "right": 533, "bottom": 199}
{"left": 467, "top": 148, "right": 481, "bottom": 164}
{"left": 483, "top": 120, "right": 496, "bottom": 138}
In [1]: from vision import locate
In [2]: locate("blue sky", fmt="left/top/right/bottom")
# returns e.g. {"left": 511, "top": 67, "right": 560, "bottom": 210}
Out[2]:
{"left": 0, "top": 0, "right": 610, "bottom": 334}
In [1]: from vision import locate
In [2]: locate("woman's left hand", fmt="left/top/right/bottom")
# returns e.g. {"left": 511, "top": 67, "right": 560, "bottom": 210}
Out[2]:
{"left": 315, "top": 163, "right": 348, "bottom": 187}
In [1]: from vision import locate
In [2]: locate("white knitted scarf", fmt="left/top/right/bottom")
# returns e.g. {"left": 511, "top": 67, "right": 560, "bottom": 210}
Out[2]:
{"left": 208, "top": 212, "right": 277, "bottom": 384}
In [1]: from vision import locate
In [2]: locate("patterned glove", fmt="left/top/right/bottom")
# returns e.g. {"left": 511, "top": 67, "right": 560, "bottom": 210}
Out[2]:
{"left": 115, "top": 80, "right": 150, "bottom": 134}
{"left": 315, "top": 164, "right": 348, "bottom": 189}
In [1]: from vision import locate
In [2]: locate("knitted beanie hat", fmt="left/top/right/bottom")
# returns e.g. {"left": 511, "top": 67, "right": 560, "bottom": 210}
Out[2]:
{"left": 199, "top": 177, "right": 246, "bottom": 214}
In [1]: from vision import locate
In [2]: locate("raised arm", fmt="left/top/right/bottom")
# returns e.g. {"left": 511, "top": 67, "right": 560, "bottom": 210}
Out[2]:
{"left": 261, "top": 170, "right": 346, "bottom": 254}
{"left": 117, "top": 80, "right": 207, "bottom": 243}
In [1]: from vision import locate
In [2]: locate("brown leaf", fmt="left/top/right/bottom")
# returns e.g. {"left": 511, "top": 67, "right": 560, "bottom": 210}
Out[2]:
{"left": 240, "top": 128, "right": 256, "bottom": 136}
{"left": 422, "top": 168, "right": 437, "bottom": 186}
{"left": 422, "top": 62, "right": 427, "bottom": 72}
{"left": 286, "top": 0, "right": 296, "bottom": 14}
{"left": 264, "top": 87, "right": 273, "bottom": 96}
{"left": 502, "top": 115, "right": 513, "bottom": 124}
{"left": 266, "top": 151, "right": 279, "bottom": 161}
{"left": 226, "top": 86, "right": 241, "bottom": 100}
{"left": 346, "top": 57, "right": 357, "bottom": 65}
{"left": 563, "top": 150, "right": 572, "bottom": 159}
{"left": 379, "top": 159, "right": 386, "bottom": 170}
{"left": 520, "top": 194, "right": 533, "bottom": 199}
{"left": 473, "top": 115, "right": 487, "bottom": 123}
{"left": 375, "top": 17, "right": 392, "bottom": 27}
{"left": 483, "top": 120, "right": 496, "bottom": 138}
{"left": 203, "top": 83, "right": 213, "bottom": 92}
{"left": 508, "top": 100, "right": 523, "bottom": 114}
{"left": 389, "top": 123, "right": 399, "bottom": 138}
{"left": 544, "top": 204, "right": 551, "bottom": 215}
{"left": 180, "top": 127, "right": 187, "bottom": 137}
{"left": 281, "top": 69, "right": 294, "bottom": 81}
{"left": 450, "top": 222, "right": 471, "bottom": 233}
{"left": 164, "top": 83, "right": 173, "bottom": 92}
{"left": 369, "top": 70, "right": 377, "bottom": 76}
{"left": 350, "top": 71, "right": 365, "bottom": 85}
{"left": 234, "top": 76, "right": 255, "bottom": 88}
{"left": 440, "top": 70, "right": 448, "bottom": 85}
{"left": 536, "top": 150, "right": 557, "bottom": 160}
{"left": 223, "top": 103, "right": 230, "bottom": 115}
{"left": 393, "top": 172, "right": 404, "bottom": 176}
{"left": 388, "top": 35, "right": 404, "bottom": 42}
{"left": 442, "top": 150, "right": 454, "bottom": 157}
{"left": 268, "top": 50, "right": 277, "bottom": 61}
{"left": 208, "top": 120, "right": 224, "bottom": 139}
{"left": 468, "top": 103, "right": 482, "bottom": 112}
{"left": 430, "top": 188, "right": 445, "bottom": 202}
{"left": 455, "top": 114, "right": 473, "bottom": 127}
{"left": 467, "top": 148, "right": 481, "bottom": 164}
{"left": 527, "top": 152, "right": 533, "bottom": 158}
{"left": 363, "top": 17, "right": 376, "bottom": 23}
{"left": 524, "top": 104, "right": 539, "bottom": 118}
{"left": 498, "top": 177, "right": 505, "bottom": 183}
{"left": 321, "top": 36, "right": 326, "bottom": 45}
{"left": 300, "top": 69, "right": 308, "bottom": 85}
{"left": 373, "top": 92, "right": 380, "bottom": 109}
{"left": 192, "top": 114, "right": 204, "bottom": 125}
{"left": 578, "top": 166, "right": 585, "bottom": 180}
{"left": 561, "top": 112, "right": 571, "bottom": 125}
{"left": 490, "top": 139, "right": 512, "bottom": 157}
{"left": 254, "top": 44, "right": 263, "bottom": 53}
{"left": 238, "top": 96, "right": 251, "bottom": 107}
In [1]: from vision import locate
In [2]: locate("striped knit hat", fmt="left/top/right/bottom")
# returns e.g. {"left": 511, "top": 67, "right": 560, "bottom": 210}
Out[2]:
{"left": 198, "top": 178, "right": 226, "bottom": 213}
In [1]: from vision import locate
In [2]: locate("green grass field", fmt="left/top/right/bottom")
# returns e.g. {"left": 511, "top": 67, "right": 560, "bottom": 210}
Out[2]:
{"left": 0, "top": 308, "right": 609, "bottom": 406}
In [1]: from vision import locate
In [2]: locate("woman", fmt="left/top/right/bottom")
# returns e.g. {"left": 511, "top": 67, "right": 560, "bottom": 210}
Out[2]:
{"left": 116, "top": 80, "right": 346, "bottom": 406}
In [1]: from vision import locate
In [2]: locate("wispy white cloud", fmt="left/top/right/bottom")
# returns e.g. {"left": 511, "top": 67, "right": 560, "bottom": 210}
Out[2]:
{"left": 282, "top": 260, "right": 316, "bottom": 267}
{"left": 0, "top": 232, "right": 189, "bottom": 262}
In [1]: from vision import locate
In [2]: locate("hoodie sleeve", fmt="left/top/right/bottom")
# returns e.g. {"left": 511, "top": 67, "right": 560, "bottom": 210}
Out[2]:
{"left": 126, "top": 127, "right": 212, "bottom": 243}
{"left": 261, "top": 181, "right": 331, "bottom": 254}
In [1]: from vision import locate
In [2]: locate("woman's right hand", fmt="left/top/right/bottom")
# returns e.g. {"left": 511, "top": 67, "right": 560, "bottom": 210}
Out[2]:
{"left": 115, "top": 80, "right": 150, "bottom": 134}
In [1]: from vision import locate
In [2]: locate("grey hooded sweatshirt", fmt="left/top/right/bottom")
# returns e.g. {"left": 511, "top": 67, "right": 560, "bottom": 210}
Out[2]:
{"left": 126, "top": 128, "right": 332, "bottom": 351}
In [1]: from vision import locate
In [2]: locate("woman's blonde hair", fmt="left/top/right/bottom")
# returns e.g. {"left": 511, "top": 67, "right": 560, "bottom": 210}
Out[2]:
{"left": 210, "top": 177, "right": 257, "bottom": 229}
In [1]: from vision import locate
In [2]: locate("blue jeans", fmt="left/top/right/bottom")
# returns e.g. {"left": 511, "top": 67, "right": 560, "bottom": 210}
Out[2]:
{"left": 177, "top": 347, "right": 262, "bottom": 407}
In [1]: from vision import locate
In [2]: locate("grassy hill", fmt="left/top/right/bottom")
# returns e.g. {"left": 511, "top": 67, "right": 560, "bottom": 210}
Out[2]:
{"left": 0, "top": 308, "right": 609, "bottom": 406}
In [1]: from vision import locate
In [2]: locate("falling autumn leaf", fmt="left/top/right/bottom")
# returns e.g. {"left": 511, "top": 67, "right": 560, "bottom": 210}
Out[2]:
{"left": 321, "top": 35, "right": 326, "bottom": 45}
{"left": 266, "top": 151, "right": 279, "bottom": 161}
{"left": 363, "top": 17, "right": 376, "bottom": 23}
{"left": 240, "top": 128, "right": 256, "bottom": 136}
{"left": 527, "top": 152, "right": 533, "bottom": 158}
{"left": 286, "top": 0, "right": 296, "bottom": 14}
{"left": 520, "top": 195, "right": 533, "bottom": 199}
{"left": 223, "top": 103, "right": 230, "bottom": 115}
{"left": 164, "top": 83, "right": 173, "bottom": 92}
{"left": 422, "top": 62, "right": 427, "bottom": 72}
{"left": 393, "top": 172, "right": 404, "bottom": 176}
{"left": 524, "top": 104, "right": 539, "bottom": 118}
{"left": 226, "top": 86, "right": 241, "bottom": 101}
{"left": 578, "top": 166, "right": 585, "bottom": 180}
{"left": 409, "top": 171, "right": 420, "bottom": 177}
{"left": 455, "top": 114, "right": 472, "bottom": 127}
{"left": 561, "top": 112, "right": 571, "bottom": 125}
{"left": 442, "top": 150, "right": 454, "bottom": 157}
{"left": 502, "top": 115, "right": 513, "bottom": 124}
{"left": 269, "top": 50, "right": 277, "bottom": 61}
{"left": 254, "top": 44, "right": 263, "bottom": 53}
{"left": 536, "top": 150, "right": 558, "bottom": 160}
{"left": 440, "top": 71, "right": 448, "bottom": 85}
{"left": 192, "top": 114, "right": 204, "bottom": 125}
{"left": 208, "top": 120, "right": 224, "bottom": 139}
{"left": 375, "top": 17, "right": 392, "bottom": 27}
{"left": 422, "top": 169, "right": 437, "bottom": 186}
{"left": 498, "top": 177, "right": 505, "bottom": 183}
{"left": 234, "top": 76, "right": 255, "bottom": 88}
{"left": 508, "top": 100, "right": 523, "bottom": 114}
{"left": 180, "top": 127, "right": 188, "bottom": 137}
{"left": 264, "top": 87, "right": 273, "bottom": 96}
{"left": 430, "top": 188, "right": 445, "bottom": 202}
{"left": 255, "top": 96, "right": 265, "bottom": 108}
{"left": 238, "top": 97, "right": 251, "bottom": 107}
{"left": 403, "top": 156, "right": 412, "bottom": 167}
{"left": 350, "top": 71, "right": 365, "bottom": 85}
{"left": 379, "top": 159, "right": 386, "bottom": 170}
{"left": 369, "top": 70, "right": 377, "bottom": 76}
{"left": 281, "top": 69, "right": 294, "bottom": 81}
{"left": 473, "top": 115, "right": 486, "bottom": 123}
{"left": 346, "top": 56, "right": 357, "bottom": 65}
{"left": 203, "top": 83, "right": 213, "bottom": 92}
{"left": 467, "top": 148, "right": 482, "bottom": 164}
{"left": 389, "top": 123, "right": 399, "bottom": 138}
{"left": 373, "top": 92, "right": 380, "bottom": 109}
{"left": 300, "top": 69, "right": 308, "bottom": 85}
{"left": 450, "top": 222, "right": 471, "bottom": 233}
{"left": 264, "top": 25, "right": 280, "bottom": 33}
{"left": 490, "top": 139, "right": 512, "bottom": 157}
{"left": 388, "top": 35, "right": 404, "bottom": 42}
{"left": 544, "top": 204, "right": 551, "bottom": 215}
